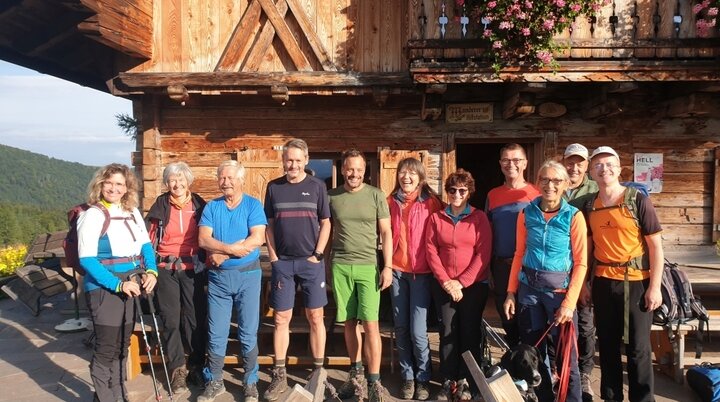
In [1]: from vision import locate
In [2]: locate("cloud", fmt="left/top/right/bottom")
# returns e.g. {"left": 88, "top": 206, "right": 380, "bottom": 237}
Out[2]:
{"left": 0, "top": 64, "right": 134, "bottom": 166}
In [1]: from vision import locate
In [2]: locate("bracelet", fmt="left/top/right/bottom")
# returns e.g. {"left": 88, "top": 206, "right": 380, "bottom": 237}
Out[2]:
{"left": 119, "top": 281, "right": 124, "bottom": 293}
{"left": 383, "top": 266, "right": 393, "bottom": 270}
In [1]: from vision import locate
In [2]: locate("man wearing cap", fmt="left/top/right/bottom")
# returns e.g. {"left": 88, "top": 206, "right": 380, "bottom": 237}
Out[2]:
{"left": 580, "top": 146, "right": 663, "bottom": 402}
{"left": 486, "top": 143, "right": 541, "bottom": 346}
{"left": 562, "top": 143, "right": 598, "bottom": 402}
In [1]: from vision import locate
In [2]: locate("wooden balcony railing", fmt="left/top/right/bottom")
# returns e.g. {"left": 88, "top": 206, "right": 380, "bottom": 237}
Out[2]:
{"left": 407, "top": 0, "right": 720, "bottom": 61}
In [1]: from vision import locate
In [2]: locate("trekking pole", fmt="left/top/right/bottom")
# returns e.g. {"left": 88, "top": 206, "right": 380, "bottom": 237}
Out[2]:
{"left": 144, "top": 286, "right": 174, "bottom": 401}
{"left": 132, "top": 288, "right": 162, "bottom": 401}
{"left": 483, "top": 318, "right": 510, "bottom": 351}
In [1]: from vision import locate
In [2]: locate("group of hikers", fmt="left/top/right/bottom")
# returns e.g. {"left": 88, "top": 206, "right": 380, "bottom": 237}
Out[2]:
{"left": 77, "top": 138, "right": 663, "bottom": 402}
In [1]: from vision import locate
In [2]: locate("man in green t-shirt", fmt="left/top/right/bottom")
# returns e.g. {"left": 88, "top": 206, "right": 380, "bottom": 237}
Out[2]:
{"left": 329, "top": 149, "right": 393, "bottom": 402}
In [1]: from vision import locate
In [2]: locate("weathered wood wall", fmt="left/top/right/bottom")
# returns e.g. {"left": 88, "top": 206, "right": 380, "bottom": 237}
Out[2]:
{"left": 136, "top": 94, "right": 720, "bottom": 246}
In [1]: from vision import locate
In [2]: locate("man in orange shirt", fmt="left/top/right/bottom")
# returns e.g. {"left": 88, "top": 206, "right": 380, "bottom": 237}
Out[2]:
{"left": 582, "top": 146, "right": 663, "bottom": 402}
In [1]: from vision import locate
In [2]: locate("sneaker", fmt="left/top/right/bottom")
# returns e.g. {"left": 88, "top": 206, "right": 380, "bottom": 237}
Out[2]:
{"left": 337, "top": 366, "right": 367, "bottom": 399}
{"left": 197, "top": 379, "right": 225, "bottom": 402}
{"left": 414, "top": 381, "right": 430, "bottom": 401}
{"left": 436, "top": 379, "right": 455, "bottom": 401}
{"left": 245, "top": 382, "right": 259, "bottom": 402}
{"left": 263, "top": 367, "right": 288, "bottom": 401}
{"left": 400, "top": 380, "right": 414, "bottom": 399}
{"left": 368, "top": 380, "right": 386, "bottom": 402}
{"left": 581, "top": 373, "right": 594, "bottom": 402}
{"left": 457, "top": 378, "right": 472, "bottom": 400}
{"left": 170, "top": 367, "right": 189, "bottom": 394}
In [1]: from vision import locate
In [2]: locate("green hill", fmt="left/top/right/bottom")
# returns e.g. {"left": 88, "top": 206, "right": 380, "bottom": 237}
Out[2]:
{"left": 0, "top": 144, "right": 97, "bottom": 246}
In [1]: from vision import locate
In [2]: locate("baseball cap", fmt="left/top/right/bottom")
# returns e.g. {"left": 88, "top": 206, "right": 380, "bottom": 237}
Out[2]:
{"left": 563, "top": 143, "right": 589, "bottom": 160}
{"left": 590, "top": 146, "right": 620, "bottom": 160}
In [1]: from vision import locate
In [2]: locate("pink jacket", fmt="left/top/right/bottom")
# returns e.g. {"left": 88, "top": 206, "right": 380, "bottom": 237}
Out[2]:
{"left": 425, "top": 207, "right": 493, "bottom": 287}
{"left": 388, "top": 194, "right": 442, "bottom": 275}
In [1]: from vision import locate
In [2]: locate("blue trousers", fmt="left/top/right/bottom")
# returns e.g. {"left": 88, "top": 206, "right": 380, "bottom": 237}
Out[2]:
{"left": 390, "top": 270, "right": 432, "bottom": 382}
{"left": 518, "top": 282, "right": 581, "bottom": 402}
{"left": 206, "top": 268, "right": 261, "bottom": 385}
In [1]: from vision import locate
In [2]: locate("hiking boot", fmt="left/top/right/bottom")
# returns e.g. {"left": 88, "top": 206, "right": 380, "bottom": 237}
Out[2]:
{"left": 337, "top": 366, "right": 367, "bottom": 399}
{"left": 186, "top": 365, "right": 205, "bottom": 387}
{"left": 414, "top": 381, "right": 430, "bottom": 401}
{"left": 400, "top": 380, "right": 415, "bottom": 399}
{"left": 170, "top": 367, "right": 189, "bottom": 394}
{"left": 245, "top": 382, "right": 259, "bottom": 402}
{"left": 368, "top": 380, "right": 386, "bottom": 402}
{"left": 457, "top": 378, "right": 472, "bottom": 400}
{"left": 197, "top": 379, "right": 225, "bottom": 402}
{"left": 263, "top": 366, "right": 288, "bottom": 401}
{"left": 581, "top": 373, "right": 594, "bottom": 402}
{"left": 436, "top": 379, "right": 455, "bottom": 401}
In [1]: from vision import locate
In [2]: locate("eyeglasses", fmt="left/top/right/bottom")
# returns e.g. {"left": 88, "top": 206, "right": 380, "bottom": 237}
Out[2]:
{"left": 500, "top": 158, "right": 526, "bottom": 165}
{"left": 593, "top": 163, "right": 619, "bottom": 171}
{"left": 539, "top": 177, "right": 565, "bottom": 186}
{"left": 447, "top": 187, "right": 468, "bottom": 196}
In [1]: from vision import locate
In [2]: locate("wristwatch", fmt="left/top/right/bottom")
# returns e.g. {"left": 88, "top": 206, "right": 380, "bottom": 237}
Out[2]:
{"left": 312, "top": 251, "right": 324, "bottom": 260}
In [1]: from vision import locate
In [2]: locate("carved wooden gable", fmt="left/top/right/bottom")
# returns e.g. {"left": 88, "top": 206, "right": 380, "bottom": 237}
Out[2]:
{"left": 216, "top": 0, "right": 336, "bottom": 73}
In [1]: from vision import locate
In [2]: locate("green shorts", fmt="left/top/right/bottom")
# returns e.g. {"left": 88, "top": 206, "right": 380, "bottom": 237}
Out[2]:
{"left": 332, "top": 263, "right": 380, "bottom": 322}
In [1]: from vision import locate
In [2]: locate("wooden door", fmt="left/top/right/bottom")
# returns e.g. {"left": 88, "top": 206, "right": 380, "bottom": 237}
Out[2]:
{"left": 378, "top": 148, "right": 428, "bottom": 197}
{"left": 235, "top": 147, "right": 285, "bottom": 202}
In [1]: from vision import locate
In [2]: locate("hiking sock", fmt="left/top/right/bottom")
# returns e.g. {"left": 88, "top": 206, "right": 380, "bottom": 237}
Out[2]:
{"left": 274, "top": 358, "right": 286, "bottom": 368}
{"left": 313, "top": 358, "right": 323, "bottom": 368}
{"left": 367, "top": 373, "right": 380, "bottom": 384}
{"left": 352, "top": 361, "right": 363, "bottom": 371}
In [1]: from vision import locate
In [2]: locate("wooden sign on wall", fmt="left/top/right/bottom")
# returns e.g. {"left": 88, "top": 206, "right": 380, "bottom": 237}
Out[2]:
{"left": 446, "top": 103, "right": 493, "bottom": 123}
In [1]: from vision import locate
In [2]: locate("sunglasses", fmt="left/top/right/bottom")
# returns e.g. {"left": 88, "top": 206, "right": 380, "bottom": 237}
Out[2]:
{"left": 447, "top": 187, "right": 468, "bottom": 196}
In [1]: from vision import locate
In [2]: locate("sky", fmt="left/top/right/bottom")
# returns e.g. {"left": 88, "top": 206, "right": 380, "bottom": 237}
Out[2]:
{"left": 0, "top": 60, "right": 134, "bottom": 167}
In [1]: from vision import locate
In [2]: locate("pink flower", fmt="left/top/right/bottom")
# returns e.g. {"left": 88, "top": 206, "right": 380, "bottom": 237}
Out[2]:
{"left": 570, "top": 3, "right": 581, "bottom": 12}
{"left": 694, "top": 3, "right": 705, "bottom": 14}
{"left": 483, "top": 29, "right": 493, "bottom": 37}
{"left": 493, "top": 41, "right": 504, "bottom": 49}
{"left": 555, "top": 0, "right": 566, "bottom": 7}
{"left": 455, "top": 0, "right": 464, "bottom": 6}
{"left": 543, "top": 19, "right": 555, "bottom": 30}
{"left": 499, "top": 21, "right": 514, "bottom": 29}
{"left": 525, "top": 0, "right": 533, "bottom": 8}
{"left": 516, "top": 12, "right": 527, "bottom": 19}
{"left": 488, "top": 1, "right": 497, "bottom": 9}
{"left": 709, "top": 7, "right": 719, "bottom": 16}
{"left": 522, "top": 27, "right": 531, "bottom": 36}
{"left": 702, "top": 0, "right": 710, "bottom": 7}
{"left": 536, "top": 50, "right": 553, "bottom": 64}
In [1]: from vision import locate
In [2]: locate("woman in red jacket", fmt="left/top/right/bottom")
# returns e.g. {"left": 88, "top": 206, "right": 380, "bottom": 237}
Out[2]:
{"left": 425, "top": 169, "right": 493, "bottom": 400}
{"left": 388, "top": 157, "right": 443, "bottom": 400}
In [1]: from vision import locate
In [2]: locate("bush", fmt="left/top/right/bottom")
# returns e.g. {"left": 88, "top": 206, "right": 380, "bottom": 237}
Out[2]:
{"left": 0, "top": 245, "right": 27, "bottom": 277}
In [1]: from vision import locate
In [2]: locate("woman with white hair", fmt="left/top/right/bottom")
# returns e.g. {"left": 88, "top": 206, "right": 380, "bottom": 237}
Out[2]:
{"left": 503, "top": 160, "right": 588, "bottom": 402}
{"left": 145, "top": 161, "right": 207, "bottom": 394}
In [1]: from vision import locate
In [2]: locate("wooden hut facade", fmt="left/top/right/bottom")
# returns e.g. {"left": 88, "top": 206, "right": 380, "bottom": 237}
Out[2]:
{"left": 1, "top": 0, "right": 719, "bottom": 249}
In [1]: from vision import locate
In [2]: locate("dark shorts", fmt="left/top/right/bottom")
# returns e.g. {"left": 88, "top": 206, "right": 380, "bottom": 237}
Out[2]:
{"left": 270, "top": 258, "right": 328, "bottom": 311}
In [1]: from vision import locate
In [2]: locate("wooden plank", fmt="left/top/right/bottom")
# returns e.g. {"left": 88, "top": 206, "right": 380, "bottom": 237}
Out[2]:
{"left": 304, "top": 366, "right": 327, "bottom": 402}
{"left": 257, "top": 0, "right": 313, "bottom": 71}
{"left": 333, "top": 0, "right": 349, "bottom": 69}
{"left": 714, "top": 147, "right": 720, "bottom": 242}
{"left": 462, "top": 350, "right": 499, "bottom": 402}
{"left": 661, "top": 224, "right": 712, "bottom": 245}
{"left": 286, "top": 0, "right": 336, "bottom": 71}
{"left": 215, "top": 0, "right": 262, "bottom": 71}
{"left": 612, "top": 0, "right": 634, "bottom": 58}
{"left": 677, "top": 0, "right": 697, "bottom": 58}
{"left": 359, "top": 0, "right": 380, "bottom": 72}
{"left": 656, "top": 0, "right": 675, "bottom": 58}
{"left": 116, "top": 71, "right": 413, "bottom": 89}
{"left": 486, "top": 370, "right": 525, "bottom": 402}
{"left": 569, "top": 12, "right": 592, "bottom": 58}
{"left": 378, "top": 148, "right": 426, "bottom": 196}
{"left": 282, "top": 385, "right": 313, "bottom": 402}
{"left": 635, "top": 0, "right": 657, "bottom": 58}
{"left": 236, "top": 146, "right": 285, "bottom": 203}
{"left": 244, "top": 0, "right": 289, "bottom": 72}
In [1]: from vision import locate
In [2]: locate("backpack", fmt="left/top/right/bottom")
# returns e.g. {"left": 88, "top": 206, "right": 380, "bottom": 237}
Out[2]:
{"left": 62, "top": 203, "right": 111, "bottom": 275}
{"left": 655, "top": 259, "right": 710, "bottom": 357}
{"left": 686, "top": 363, "right": 720, "bottom": 402}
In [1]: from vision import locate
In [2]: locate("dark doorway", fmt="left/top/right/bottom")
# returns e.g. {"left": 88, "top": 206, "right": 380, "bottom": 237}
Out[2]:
{"left": 456, "top": 141, "right": 537, "bottom": 209}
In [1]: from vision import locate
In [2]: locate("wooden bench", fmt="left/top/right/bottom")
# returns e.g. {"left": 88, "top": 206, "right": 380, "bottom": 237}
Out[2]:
{"left": 651, "top": 310, "right": 720, "bottom": 384}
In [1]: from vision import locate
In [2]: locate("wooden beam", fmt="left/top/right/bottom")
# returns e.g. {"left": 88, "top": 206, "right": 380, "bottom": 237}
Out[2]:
{"left": 77, "top": 0, "right": 153, "bottom": 59}
{"left": 421, "top": 93, "right": 442, "bottom": 121}
{"left": 215, "top": 0, "right": 263, "bottom": 72}
{"left": 713, "top": 147, "right": 720, "bottom": 242}
{"left": 285, "top": 0, "right": 336, "bottom": 71}
{"left": 503, "top": 92, "right": 535, "bottom": 120}
{"left": 257, "top": 0, "right": 312, "bottom": 71}
{"left": 407, "top": 37, "right": 720, "bottom": 50}
{"left": 244, "top": 0, "right": 289, "bottom": 72}
{"left": 115, "top": 72, "right": 413, "bottom": 90}
{"left": 667, "top": 93, "right": 712, "bottom": 117}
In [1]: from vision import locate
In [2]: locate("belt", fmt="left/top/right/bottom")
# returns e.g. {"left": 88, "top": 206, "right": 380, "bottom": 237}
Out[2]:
{"left": 158, "top": 255, "right": 196, "bottom": 270}
{"left": 493, "top": 256, "right": 513, "bottom": 265}
{"left": 100, "top": 255, "right": 141, "bottom": 265}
